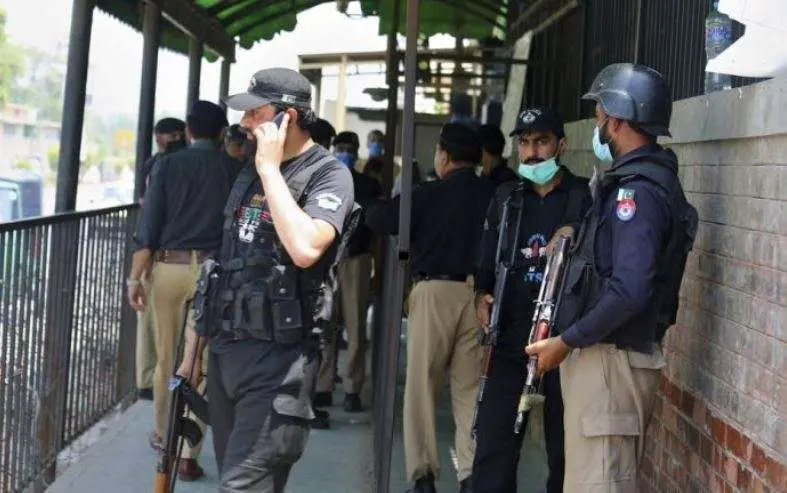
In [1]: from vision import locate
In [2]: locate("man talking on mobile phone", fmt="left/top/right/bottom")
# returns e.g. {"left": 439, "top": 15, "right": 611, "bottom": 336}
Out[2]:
{"left": 175, "top": 68, "right": 354, "bottom": 492}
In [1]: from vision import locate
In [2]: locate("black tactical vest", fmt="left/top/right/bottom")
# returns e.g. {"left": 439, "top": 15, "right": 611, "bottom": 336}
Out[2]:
{"left": 194, "top": 158, "right": 361, "bottom": 344}
{"left": 555, "top": 155, "right": 698, "bottom": 352}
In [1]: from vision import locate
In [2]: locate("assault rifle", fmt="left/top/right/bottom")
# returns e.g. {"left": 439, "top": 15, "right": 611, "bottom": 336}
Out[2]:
{"left": 513, "top": 235, "right": 571, "bottom": 435}
{"left": 154, "top": 301, "right": 210, "bottom": 493}
{"left": 471, "top": 189, "right": 524, "bottom": 439}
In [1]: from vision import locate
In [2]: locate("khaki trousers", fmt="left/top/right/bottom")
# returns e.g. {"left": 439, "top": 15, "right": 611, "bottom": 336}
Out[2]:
{"left": 403, "top": 278, "right": 483, "bottom": 483}
{"left": 560, "top": 344, "right": 665, "bottom": 493}
{"left": 135, "top": 276, "right": 156, "bottom": 389}
{"left": 151, "top": 257, "right": 207, "bottom": 460}
{"left": 316, "top": 253, "right": 373, "bottom": 394}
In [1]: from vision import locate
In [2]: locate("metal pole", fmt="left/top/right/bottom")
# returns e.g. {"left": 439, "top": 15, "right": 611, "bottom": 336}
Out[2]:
{"left": 382, "top": 0, "right": 401, "bottom": 198}
{"left": 336, "top": 55, "right": 348, "bottom": 131}
{"left": 219, "top": 57, "right": 231, "bottom": 113}
{"left": 133, "top": 0, "right": 161, "bottom": 203}
{"left": 186, "top": 38, "right": 203, "bottom": 112}
{"left": 54, "top": 0, "right": 95, "bottom": 213}
{"left": 377, "top": 2, "right": 419, "bottom": 492}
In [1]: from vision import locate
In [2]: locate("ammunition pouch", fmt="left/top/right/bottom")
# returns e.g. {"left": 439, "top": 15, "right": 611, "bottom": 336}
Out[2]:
{"left": 214, "top": 264, "right": 306, "bottom": 345}
{"left": 194, "top": 258, "right": 222, "bottom": 338}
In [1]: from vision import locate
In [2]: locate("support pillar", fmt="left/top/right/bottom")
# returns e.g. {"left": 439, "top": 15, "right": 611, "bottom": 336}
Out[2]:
{"left": 186, "top": 38, "right": 203, "bottom": 112}
{"left": 134, "top": 0, "right": 161, "bottom": 202}
{"left": 382, "top": 0, "right": 402, "bottom": 197}
{"left": 219, "top": 57, "right": 231, "bottom": 113}
{"left": 54, "top": 0, "right": 95, "bottom": 213}
{"left": 335, "top": 55, "right": 348, "bottom": 131}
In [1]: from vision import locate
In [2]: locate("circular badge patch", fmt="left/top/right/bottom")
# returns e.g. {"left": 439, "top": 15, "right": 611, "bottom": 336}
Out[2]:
{"left": 616, "top": 198, "right": 637, "bottom": 221}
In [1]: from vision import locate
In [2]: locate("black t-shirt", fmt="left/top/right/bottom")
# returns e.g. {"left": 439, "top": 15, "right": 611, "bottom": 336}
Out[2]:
{"left": 475, "top": 168, "right": 591, "bottom": 360}
{"left": 211, "top": 144, "right": 354, "bottom": 353}
{"left": 347, "top": 169, "right": 382, "bottom": 257}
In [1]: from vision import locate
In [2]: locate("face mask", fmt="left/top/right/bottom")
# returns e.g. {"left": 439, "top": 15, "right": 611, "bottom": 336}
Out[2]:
{"left": 335, "top": 151, "right": 357, "bottom": 168}
{"left": 368, "top": 142, "right": 383, "bottom": 157}
{"left": 517, "top": 157, "right": 560, "bottom": 185}
{"left": 593, "top": 125, "right": 614, "bottom": 162}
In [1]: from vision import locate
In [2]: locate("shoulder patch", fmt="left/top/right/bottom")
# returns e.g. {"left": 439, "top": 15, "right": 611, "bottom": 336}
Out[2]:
{"left": 316, "top": 192, "right": 343, "bottom": 212}
{"left": 616, "top": 198, "right": 637, "bottom": 221}
{"left": 617, "top": 188, "right": 636, "bottom": 201}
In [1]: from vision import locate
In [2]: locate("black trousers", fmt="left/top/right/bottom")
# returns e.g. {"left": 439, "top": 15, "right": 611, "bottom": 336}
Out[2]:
{"left": 471, "top": 353, "right": 565, "bottom": 493}
{"left": 208, "top": 342, "right": 318, "bottom": 493}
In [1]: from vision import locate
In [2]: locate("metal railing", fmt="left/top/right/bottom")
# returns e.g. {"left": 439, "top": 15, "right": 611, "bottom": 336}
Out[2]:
{"left": 0, "top": 205, "right": 138, "bottom": 492}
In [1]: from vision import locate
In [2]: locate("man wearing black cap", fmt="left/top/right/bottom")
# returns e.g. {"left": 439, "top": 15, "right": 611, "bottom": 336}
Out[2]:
{"left": 472, "top": 106, "right": 591, "bottom": 493}
{"left": 134, "top": 119, "right": 186, "bottom": 403}
{"left": 477, "top": 124, "right": 517, "bottom": 186}
{"left": 136, "top": 117, "right": 187, "bottom": 203}
{"left": 174, "top": 68, "right": 354, "bottom": 492}
{"left": 525, "top": 64, "right": 696, "bottom": 492}
{"left": 366, "top": 123, "right": 493, "bottom": 493}
{"left": 127, "top": 100, "right": 243, "bottom": 481}
{"left": 315, "top": 131, "right": 381, "bottom": 414}
{"left": 224, "top": 123, "right": 249, "bottom": 161}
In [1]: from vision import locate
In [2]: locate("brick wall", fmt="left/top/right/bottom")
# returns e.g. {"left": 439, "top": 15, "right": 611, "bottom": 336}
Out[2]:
{"left": 563, "top": 77, "right": 787, "bottom": 493}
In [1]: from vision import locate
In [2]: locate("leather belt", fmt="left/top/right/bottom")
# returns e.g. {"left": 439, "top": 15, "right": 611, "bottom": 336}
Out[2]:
{"left": 413, "top": 273, "right": 468, "bottom": 283}
{"left": 155, "top": 249, "right": 210, "bottom": 264}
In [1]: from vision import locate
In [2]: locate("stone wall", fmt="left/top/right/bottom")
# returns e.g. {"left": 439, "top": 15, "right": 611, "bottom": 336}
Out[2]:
{"left": 562, "top": 76, "right": 787, "bottom": 492}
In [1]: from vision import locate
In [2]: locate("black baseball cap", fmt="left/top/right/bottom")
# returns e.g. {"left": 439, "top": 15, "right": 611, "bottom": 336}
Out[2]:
{"left": 225, "top": 68, "right": 312, "bottom": 111}
{"left": 509, "top": 106, "right": 565, "bottom": 139}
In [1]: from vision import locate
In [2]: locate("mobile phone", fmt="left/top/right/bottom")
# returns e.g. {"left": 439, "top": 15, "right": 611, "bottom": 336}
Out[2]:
{"left": 272, "top": 111, "right": 285, "bottom": 129}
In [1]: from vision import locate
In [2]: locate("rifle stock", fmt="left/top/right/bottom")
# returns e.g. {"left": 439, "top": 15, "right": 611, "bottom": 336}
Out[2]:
{"left": 513, "top": 235, "right": 571, "bottom": 435}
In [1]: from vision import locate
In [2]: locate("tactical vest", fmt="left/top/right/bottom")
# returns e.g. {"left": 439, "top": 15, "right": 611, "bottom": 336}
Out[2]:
{"left": 554, "top": 156, "right": 698, "bottom": 352}
{"left": 194, "top": 157, "right": 361, "bottom": 345}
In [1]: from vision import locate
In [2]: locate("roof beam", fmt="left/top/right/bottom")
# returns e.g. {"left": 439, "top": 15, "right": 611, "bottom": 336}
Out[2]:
{"left": 152, "top": 0, "right": 236, "bottom": 61}
{"left": 509, "top": 0, "right": 579, "bottom": 38}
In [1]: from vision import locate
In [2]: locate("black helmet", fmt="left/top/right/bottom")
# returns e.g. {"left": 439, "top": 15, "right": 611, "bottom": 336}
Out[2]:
{"left": 582, "top": 63, "right": 672, "bottom": 137}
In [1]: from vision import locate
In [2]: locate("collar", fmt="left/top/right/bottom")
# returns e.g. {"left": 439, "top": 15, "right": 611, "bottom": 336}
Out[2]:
{"left": 190, "top": 139, "right": 218, "bottom": 150}
{"left": 611, "top": 144, "right": 663, "bottom": 170}
{"left": 441, "top": 166, "right": 475, "bottom": 180}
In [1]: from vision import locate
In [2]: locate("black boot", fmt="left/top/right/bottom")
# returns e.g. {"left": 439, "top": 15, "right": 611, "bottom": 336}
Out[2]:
{"left": 407, "top": 472, "right": 436, "bottom": 493}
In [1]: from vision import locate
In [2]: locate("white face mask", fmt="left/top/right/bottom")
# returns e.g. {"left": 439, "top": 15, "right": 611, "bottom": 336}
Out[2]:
{"left": 592, "top": 125, "right": 614, "bottom": 162}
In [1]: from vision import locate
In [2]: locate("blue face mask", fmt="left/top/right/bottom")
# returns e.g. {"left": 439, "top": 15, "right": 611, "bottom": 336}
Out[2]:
{"left": 517, "top": 157, "right": 560, "bottom": 185}
{"left": 368, "top": 142, "right": 383, "bottom": 157}
{"left": 335, "top": 151, "right": 357, "bottom": 168}
{"left": 593, "top": 125, "right": 614, "bottom": 162}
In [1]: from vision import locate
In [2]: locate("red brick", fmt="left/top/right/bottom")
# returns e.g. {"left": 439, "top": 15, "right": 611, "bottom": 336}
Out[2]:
{"left": 687, "top": 423, "right": 701, "bottom": 451}
{"left": 750, "top": 475, "right": 770, "bottom": 493}
{"left": 751, "top": 444, "right": 768, "bottom": 475}
{"left": 681, "top": 391, "right": 696, "bottom": 416}
{"left": 723, "top": 455, "right": 740, "bottom": 485}
{"left": 711, "top": 415, "right": 727, "bottom": 445}
{"left": 726, "top": 426, "right": 745, "bottom": 459}
{"left": 710, "top": 473, "right": 724, "bottom": 493}
{"left": 659, "top": 374, "right": 668, "bottom": 394}
{"left": 694, "top": 398, "right": 710, "bottom": 431}
{"left": 665, "top": 405, "right": 679, "bottom": 433}
{"left": 701, "top": 434, "right": 715, "bottom": 464}
{"left": 764, "top": 456, "right": 787, "bottom": 492}
{"left": 723, "top": 484, "right": 735, "bottom": 493}
{"left": 714, "top": 447, "right": 724, "bottom": 473}
{"left": 642, "top": 456, "right": 655, "bottom": 481}
{"left": 669, "top": 381, "right": 682, "bottom": 407}
{"left": 738, "top": 467, "right": 752, "bottom": 490}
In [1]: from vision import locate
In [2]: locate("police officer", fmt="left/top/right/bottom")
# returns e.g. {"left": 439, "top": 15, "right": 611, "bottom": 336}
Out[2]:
{"left": 315, "top": 131, "right": 382, "bottom": 413}
{"left": 224, "top": 123, "right": 249, "bottom": 161}
{"left": 525, "top": 63, "right": 695, "bottom": 493}
{"left": 477, "top": 124, "right": 517, "bottom": 185}
{"left": 127, "top": 100, "right": 243, "bottom": 480}
{"left": 472, "top": 107, "right": 591, "bottom": 493}
{"left": 134, "top": 117, "right": 186, "bottom": 401}
{"left": 175, "top": 68, "right": 354, "bottom": 492}
{"left": 366, "top": 123, "right": 493, "bottom": 493}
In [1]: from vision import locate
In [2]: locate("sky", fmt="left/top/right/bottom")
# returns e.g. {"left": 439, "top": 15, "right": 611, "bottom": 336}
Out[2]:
{"left": 0, "top": 0, "right": 427, "bottom": 122}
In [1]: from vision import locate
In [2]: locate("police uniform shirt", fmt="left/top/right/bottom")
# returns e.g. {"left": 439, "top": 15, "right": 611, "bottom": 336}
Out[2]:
{"left": 476, "top": 167, "right": 591, "bottom": 357}
{"left": 137, "top": 140, "right": 244, "bottom": 251}
{"left": 211, "top": 144, "right": 354, "bottom": 351}
{"left": 365, "top": 167, "right": 493, "bottom": 276}
{"left": 346, "top": 168, "right": 382, "bottom": 257}
{"left": 560, "top": 145, "right": 672, "bottom": 348}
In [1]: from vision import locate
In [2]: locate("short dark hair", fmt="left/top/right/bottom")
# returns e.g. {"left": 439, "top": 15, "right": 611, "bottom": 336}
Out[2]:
{"left": 479, "top": 124, "right": 505, "bottom": 156}
{"left": 273, "top": 104, "right": 317, "bottom": 131}
{"left": 310, "top": 118, "right": 336, "bottom": 147}
{"left": 333, "top": 131, "right": 360, "bottom": 150}
{"left": 186, "top": 116, "right": 223, "bottom": 140}
{"left": 439, "top": 123, "right": 482, "bottom": 165}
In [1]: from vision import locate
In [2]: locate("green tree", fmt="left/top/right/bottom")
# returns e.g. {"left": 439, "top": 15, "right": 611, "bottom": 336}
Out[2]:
{"left": 0, "top": 7, "right": 25, "bottom": 107}
{"left": 47, "top": 145, "right": 59, "bottom": 173}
